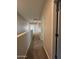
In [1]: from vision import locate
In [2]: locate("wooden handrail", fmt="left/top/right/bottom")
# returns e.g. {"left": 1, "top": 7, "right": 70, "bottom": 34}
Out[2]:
{"left": 17, "top": 32, "right": 26, "bottom": 38}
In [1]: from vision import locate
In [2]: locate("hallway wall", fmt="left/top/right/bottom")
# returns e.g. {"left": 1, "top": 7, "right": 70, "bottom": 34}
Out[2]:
{"left": 17, "top": 14, "right": 32, "bottom": 57}
{"left": 17, "top": 14, "right": 26, "bottom": 33}
{"left": 41, "top": 0, "right": 57, "bottom": 59}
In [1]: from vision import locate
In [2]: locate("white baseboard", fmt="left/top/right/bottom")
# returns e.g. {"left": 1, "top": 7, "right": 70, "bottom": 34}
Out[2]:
{"left": 17, "top": 46, "right": 29, "bottom": 59}
{"left": 43, "top": 46, "right": 50, "bottom": 59}
{"left": 25, "top": 31, "right": 33, "bottom": 57}
{"left": 25, "top": 39, "right": 32, "bottom": 57}
{"left": 17, "top": 55, "right": 26, "bottom": 59}
{"left": 17, "top": 55, "right": 27, "bottom": 58}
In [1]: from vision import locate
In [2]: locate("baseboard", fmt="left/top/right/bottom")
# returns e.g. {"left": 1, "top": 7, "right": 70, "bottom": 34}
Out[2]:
{"left": 25, "top": 39, "right": 32, "bottom": 58}
{"left": 17, "top": 42, "right": 31, "bottom": 59}
{"left": 17, "top": 55, "right": 27, "bottom": 58}
{"left": 25, "top": 31, "right": 33, "bottom": 58}
{"left": 43, "top": 46, "right": 50, "bottom": 59}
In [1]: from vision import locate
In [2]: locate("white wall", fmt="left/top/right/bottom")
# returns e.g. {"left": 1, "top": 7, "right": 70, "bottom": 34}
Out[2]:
{"left": 17, "top": 14, "right": 32, "bottom": 58}
{"left": 17, "top": 14, "right": 26, "bottom": 33}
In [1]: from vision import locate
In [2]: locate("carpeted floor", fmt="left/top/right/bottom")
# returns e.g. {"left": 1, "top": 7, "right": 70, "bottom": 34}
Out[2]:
{"left": 25, "top": 35, "right": 48, "bottom": 59}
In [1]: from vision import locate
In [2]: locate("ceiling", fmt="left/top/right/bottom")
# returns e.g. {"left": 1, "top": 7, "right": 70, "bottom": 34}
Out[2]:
{"left": 17, "top": 0, "right": 46, "bottom": 21}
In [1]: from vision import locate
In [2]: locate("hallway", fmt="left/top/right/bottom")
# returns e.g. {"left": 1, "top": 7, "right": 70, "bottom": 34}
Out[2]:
{"left": 26, "top": 35, "right": 48, "bottom": 59}
{"left": 17, "top": 0, "right": 57, "bottom": 59}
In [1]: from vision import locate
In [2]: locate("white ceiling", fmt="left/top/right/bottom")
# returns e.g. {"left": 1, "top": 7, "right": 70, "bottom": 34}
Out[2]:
{"left": 17, "top": 0, "right": 46, "bottom": 20}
